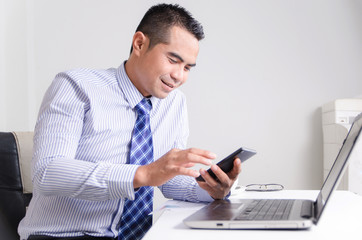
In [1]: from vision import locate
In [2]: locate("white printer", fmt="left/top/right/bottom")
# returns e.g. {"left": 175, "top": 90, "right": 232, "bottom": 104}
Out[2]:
{"left": 322, "top": 98, "right": 362, "bottom": 195}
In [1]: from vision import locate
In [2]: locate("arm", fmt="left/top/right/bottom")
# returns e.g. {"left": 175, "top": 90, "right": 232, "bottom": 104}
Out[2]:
{"left": 153, "top": 93, "right": 241, "bottom": 200}
{"left": 151, "top": 94, "right": 215, "bottom": 202}
{"left": 159, "top": 158, "right": 242, "bottom": 202}
{"left": 133, "top": 148, "right": 215, "bottom": 188}
{"left": 32, "top": 72, "right": 137, "bottom": 201}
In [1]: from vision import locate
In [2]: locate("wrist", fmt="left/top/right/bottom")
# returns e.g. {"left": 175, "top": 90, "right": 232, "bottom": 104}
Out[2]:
{"left": 133, "top": 165, "right": 148, "bottom": 189}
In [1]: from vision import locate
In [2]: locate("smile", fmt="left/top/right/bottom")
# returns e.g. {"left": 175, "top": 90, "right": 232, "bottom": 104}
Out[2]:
{"left": 161, "top": 80, "right": 174, "bottom": 89}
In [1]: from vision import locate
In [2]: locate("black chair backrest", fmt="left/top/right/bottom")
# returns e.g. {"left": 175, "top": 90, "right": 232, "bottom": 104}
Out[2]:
{"left": 0, "top": 132, "right": 32, "bottom": 239}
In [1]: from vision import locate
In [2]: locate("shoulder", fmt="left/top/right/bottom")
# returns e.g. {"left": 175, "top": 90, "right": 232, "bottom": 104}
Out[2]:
{"left": 152, "top": 89, "right": 187, "bottom": 114}
{"left": 54, "top": 68, "right": 117, "bottom": 88}
{"left": 167, "top": 89, "right": 186, "bottom": 104}
{"left": 160, "top": 89, "right": 187, "bottom": 110}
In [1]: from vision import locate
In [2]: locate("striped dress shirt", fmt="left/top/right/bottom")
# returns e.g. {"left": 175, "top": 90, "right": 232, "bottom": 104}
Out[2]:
{"left": 18, "top": 62, "right": 213, "bottom": 239}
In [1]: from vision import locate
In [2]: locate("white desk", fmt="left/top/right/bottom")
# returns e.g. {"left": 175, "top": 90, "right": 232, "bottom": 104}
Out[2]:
{"left": 144, "top": 190, "right": 362, "bottom": 240}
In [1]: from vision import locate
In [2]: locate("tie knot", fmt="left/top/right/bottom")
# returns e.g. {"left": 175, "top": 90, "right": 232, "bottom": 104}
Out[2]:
{"left": 135, "top": 98, "right": 152, "bottom": 115}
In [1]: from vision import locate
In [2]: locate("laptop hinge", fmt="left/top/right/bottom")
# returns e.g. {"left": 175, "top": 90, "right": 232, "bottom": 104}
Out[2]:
{"left": 312, "top": 200, "right": 318, "bottom": 221}
{"left": 300, "top": 200, "right": 313, "bottom": 219}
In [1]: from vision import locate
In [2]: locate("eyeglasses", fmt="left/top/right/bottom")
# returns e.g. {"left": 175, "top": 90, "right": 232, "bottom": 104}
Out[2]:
{"left": 245, "top": 184, "right": 284, "bottom": 192}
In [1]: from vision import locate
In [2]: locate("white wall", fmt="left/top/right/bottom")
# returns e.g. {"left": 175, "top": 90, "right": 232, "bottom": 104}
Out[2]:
{"left": 1, "top": 0, "right": 30, "bottom": 130}
{"left": 1, "top": 0, "right": 362, "bottom": 193}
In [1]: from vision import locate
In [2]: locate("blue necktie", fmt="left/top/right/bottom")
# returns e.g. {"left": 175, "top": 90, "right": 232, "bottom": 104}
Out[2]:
{"left": 119, "top": 98, "right": 154, "bottom": 240}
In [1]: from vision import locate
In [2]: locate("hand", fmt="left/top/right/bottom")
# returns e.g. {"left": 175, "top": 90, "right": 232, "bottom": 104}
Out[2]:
{"left": 133, "top": 148, "right": 216, "bottom": 188}
{"left": 197, "top": 158, "right": 242, "bottom": 200}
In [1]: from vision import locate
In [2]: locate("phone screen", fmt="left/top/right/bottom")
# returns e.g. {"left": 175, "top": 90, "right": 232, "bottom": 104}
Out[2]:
{"left": 195, "top": 147, "right": 256, "bottom": 182}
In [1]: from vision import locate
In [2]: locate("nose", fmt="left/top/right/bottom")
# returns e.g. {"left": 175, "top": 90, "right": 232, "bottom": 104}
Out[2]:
{"left": 170, "top": 65, "right": 185, "bottom": 83}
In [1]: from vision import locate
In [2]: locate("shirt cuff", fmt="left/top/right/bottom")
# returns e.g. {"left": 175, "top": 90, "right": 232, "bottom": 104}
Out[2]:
{"left": 195, "top": 185, "right": 232, "bottom": 202}
{"left": 108, "top": 164, "right": 139, "bottom": 200}
{"left": 195, "top": 184, "right": 214, "bottom": 202}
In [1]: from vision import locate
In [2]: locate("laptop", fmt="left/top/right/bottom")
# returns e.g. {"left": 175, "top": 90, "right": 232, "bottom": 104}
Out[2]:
{"left": 184, "top": 112, "right": 362, "bottom": 230}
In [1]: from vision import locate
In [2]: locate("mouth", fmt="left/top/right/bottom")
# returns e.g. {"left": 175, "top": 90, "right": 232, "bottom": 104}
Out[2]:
{"left": 161, "top": 79, "right": 175, "bottom": 89}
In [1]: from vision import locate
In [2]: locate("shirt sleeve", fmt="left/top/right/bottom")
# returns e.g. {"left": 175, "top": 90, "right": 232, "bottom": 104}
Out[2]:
{"left": 158, "top": 94, "right": 214, "bottom": 202}
{"left": 32, "top": 72, "right": 137, "bottom": 201}
{"left": 159, "top": 176, "right": 214, "bottom": 202}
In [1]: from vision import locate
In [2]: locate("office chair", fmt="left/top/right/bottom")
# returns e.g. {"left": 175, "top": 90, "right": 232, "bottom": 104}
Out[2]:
{"left": 0, "top": 132, "right": 33, "bottom": 239}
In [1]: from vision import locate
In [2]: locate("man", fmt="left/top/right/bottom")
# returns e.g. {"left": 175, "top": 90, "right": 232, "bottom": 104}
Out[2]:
{"left": 18, "top": 3, "right": 242, "bottom": 240}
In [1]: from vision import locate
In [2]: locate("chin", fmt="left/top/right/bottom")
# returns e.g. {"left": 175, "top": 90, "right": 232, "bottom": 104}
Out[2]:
{"left": 153, "top": 91, "right": 170, "bottom": 99}
{"left": 155, "top": 94, "right": 169, "bottom": 99}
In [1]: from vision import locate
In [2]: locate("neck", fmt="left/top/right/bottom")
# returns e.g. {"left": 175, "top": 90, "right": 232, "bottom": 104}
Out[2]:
{"left": 124, "top": 57, "right": 148, "bottom": 97}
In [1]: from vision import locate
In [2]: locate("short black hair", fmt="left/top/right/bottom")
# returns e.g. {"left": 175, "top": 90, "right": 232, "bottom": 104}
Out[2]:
{"left": 131, "top": 3, "right": 204, "bottom": 53}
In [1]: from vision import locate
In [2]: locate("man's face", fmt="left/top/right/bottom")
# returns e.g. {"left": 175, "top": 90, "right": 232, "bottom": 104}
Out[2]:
{"left": 134, "top": 26, "right": 199, "bottom": 99}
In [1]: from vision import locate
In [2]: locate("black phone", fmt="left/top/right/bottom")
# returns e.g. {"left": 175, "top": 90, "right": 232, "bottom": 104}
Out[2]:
{"left": 195, "top": 147, "right": 256, "bottom": 182}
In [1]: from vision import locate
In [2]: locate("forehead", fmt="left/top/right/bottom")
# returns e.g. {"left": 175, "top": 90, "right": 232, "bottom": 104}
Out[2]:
{"left": 158, "top": 26, "right": 200, "bottom": 63}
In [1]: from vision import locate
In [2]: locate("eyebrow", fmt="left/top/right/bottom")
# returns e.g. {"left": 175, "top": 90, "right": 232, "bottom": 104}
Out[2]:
{"left": 168, "top": 52, "right": 196, "bottom": 67}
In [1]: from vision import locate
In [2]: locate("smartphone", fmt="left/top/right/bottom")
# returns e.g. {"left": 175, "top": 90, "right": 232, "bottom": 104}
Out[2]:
{"left": 195, "top": 147, "right": 256, "bottom": 182}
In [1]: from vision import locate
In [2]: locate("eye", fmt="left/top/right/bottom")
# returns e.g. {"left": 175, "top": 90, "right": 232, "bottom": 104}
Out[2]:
{"left": 184, "top": 66, "right": 191, "bottom": 72}
{"left": 168, "top": 57, "right": 177, "bottom": 64}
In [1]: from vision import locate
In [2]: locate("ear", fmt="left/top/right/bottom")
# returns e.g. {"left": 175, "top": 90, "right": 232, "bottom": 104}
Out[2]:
{"left": 131, "top": 31, "right": 148, "bottom": 56}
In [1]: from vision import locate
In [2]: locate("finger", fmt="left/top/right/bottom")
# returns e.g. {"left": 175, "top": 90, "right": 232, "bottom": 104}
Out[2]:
{"left": 181, "top": 162, "right": 195, "bottom": 168}
{"left": 173, "top": 166, "right": 201, "bottom": 178}
{"left": 196, "top": 180, "right": 212, "bottom": 192}
{"left": 188, "top": 148, "right": 217, "bottom": 160}
{"left": 199, "top": 167, "right": 219, "bottom": 187}
{"left": 208, "top": 164, "right": 230, "bottom": 186}
{"left": 227, "top": 158, "right": 242, "bottom": 179}
{"left": 182, "top": 152, "right": 214, "bottom": 166}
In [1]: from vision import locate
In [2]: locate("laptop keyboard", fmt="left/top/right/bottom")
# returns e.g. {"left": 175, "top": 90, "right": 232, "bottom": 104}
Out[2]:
{"left": 236, "top": 199, "right": 294, "bottom": 220}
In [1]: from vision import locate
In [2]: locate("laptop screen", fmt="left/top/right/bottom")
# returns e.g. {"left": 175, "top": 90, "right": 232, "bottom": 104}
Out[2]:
{"left": 314, "top": 113, "right": 362, "bottom": 223}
